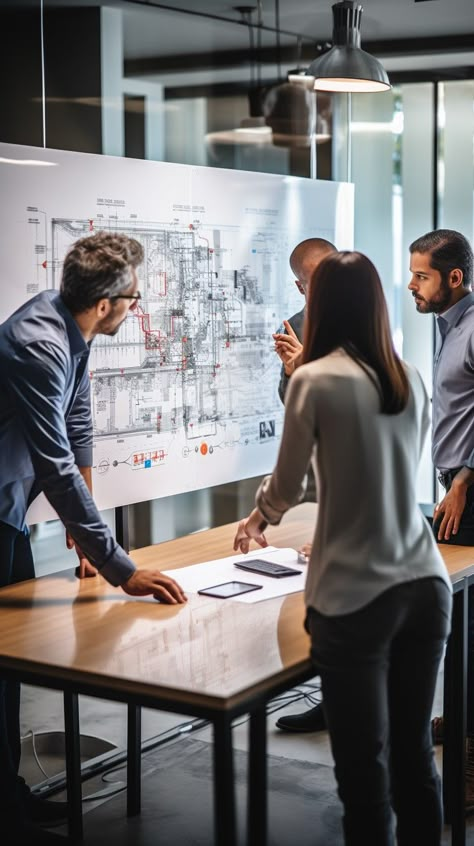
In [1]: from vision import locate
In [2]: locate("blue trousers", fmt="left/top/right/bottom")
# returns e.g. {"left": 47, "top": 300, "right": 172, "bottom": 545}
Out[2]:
{"left": 307, "top": 578, "right": 452, "bottom": 846}
{"left": 0, "top": 522, "right": 35, "bottom": 815}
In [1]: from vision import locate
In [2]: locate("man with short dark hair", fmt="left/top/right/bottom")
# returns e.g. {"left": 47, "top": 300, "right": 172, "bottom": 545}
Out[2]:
{"left": 274, "top": 237, "right": 337, "bottom": 404}
{"left": 272, "top": 237, "right": 336, "bottom": 734}
{"left": 408, "top": 227, "right": 474, "bottom": 805}
{"left": 408, "top": 229, "right": 474, "bottom": 543}
{"left": 0, "top": 231, "right": 186, "bottom": 845}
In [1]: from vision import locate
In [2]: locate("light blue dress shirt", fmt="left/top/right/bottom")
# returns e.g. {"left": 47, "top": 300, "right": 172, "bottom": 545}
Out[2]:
{"left": 0, "top": 291, "right": 135, "bottom": 586}
{"left": 432, "top": 291, "right": 474, "bottom": 472}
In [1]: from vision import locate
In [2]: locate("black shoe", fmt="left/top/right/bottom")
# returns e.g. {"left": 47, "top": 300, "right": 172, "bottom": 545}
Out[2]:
{"left": 276, "top": 703, "right": 326, "bottom": 733}
{"left": 26, "top": 793, "right": 69, "bottom": 825}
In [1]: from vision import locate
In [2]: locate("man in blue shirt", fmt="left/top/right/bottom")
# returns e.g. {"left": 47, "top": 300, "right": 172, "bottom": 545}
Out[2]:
{"left": 0, "top": 231, "right": 186, "bottom": 845}
{"left": 408, "top": 230, "right": 474, "bottom": 544}
{"left": 409, "top": 228, "right": 474, "bottom": 805}
{"left": 273, "top": 237, "right": 336, "bottom": 405}
{"left": 272, "top": 238, "right": 336, "bottom": 734}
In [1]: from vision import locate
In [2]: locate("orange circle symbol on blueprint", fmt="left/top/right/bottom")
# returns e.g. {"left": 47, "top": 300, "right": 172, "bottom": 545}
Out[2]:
{"left": 200, "top": 443, "right": 208, "bottom": 456}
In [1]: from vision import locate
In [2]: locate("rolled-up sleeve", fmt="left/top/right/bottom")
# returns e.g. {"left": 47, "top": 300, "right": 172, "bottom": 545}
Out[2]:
{"left": 4, "top": 340, "right": 135, "bottom": 586}
{"left": 256, "top": 366, "right": 316, "bottom": 524}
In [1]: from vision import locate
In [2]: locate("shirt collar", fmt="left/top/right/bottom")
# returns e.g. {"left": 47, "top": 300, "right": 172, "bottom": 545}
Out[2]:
{"left": 438, "top": 290, "right": 474, "bottom": 331}
{"left": 54, "top": 294, "right": 90, "bottom": 357}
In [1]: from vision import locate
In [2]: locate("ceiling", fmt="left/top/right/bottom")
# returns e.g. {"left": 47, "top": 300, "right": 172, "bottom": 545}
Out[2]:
{"left": 119, "top": 0, "right": 474, "bottom": 89}
{"left": 2, "top": 0, "right": 474, "bottom": 86}
{"left": 121, "top": 0, "right": 474, "bottom": 55}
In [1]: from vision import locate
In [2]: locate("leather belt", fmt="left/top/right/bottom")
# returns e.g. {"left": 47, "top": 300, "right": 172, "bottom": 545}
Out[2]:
{"left": 437, "top": 467, "right": 463, "bottom": 489}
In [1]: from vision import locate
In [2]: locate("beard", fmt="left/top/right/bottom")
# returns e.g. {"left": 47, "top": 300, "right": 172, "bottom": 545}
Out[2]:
{"left": 96, "top": 312, "right": 128, "bottom": 336}
{"left": 413, "top": 273, "right": 452, "bottom": 314}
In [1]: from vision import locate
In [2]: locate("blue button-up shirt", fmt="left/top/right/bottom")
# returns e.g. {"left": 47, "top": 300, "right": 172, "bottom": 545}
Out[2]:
{"left": 0, "top": 291, "right": 135, "bottom": 586}
{"left": 432, "top": 290, "right": 474, "bottom": 472}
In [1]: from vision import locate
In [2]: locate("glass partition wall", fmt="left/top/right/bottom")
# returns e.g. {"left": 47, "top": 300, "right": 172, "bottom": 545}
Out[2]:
{"left": 346, "top": 80, "right": 474, "bottom": 502}
{"left": 1, "top": 2, "right": 473, "bottom": 556}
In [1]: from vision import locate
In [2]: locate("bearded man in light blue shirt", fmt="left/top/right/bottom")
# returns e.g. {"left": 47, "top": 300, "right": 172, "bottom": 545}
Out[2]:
{"left": 409, "top": 227, "right": 474, "bottom": 806}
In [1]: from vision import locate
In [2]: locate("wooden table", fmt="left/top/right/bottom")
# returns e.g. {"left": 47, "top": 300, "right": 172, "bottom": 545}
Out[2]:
{"left": 0, "top": 505, "right": 316, "bottom": 845}
{"left": 0, "top": 503, "right": 472, "bottom": 845}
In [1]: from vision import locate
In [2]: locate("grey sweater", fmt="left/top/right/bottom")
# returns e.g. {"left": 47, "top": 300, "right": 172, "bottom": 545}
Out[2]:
{"left": 257, "top": 348, "right": 451, "bottom": 616}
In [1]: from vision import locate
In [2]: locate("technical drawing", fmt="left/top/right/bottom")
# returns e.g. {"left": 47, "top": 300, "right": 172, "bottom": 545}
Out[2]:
{"left": 0, "top": 142, "right": 354, "bottom": 515}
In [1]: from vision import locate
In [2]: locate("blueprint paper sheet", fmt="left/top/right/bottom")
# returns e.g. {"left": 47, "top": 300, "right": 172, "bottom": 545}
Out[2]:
{"left": 0, "top": 143, "right": 353, "bottom": 520}
{"left": 162, "top": 547, "right": 306, "bottom": 603}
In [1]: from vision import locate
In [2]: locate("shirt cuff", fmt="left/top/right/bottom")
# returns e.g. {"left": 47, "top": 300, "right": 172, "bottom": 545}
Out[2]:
{"left": 72, "top": 445, "right": 93, "bottom": 466}
{"left": 99, "top": 545, "right": 136, "bottom": 587}
{"left": 255, "top": 475, "right": 287, "bottom": 525}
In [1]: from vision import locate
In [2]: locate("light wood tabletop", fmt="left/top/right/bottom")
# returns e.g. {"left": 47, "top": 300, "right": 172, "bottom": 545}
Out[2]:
{"left": 435, "top": 542, "right": 474, "bottom": 582}
{"left": 0, "top": 505, "right": 316, "bottom": 712}
{"left": 0, "top": 502, "right": 472, "bottom": 713}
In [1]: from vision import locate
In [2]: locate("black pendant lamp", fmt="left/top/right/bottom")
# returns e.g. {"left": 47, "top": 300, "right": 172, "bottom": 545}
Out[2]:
{"left": 307, "top": 1, "right": 391, "bottom": 93}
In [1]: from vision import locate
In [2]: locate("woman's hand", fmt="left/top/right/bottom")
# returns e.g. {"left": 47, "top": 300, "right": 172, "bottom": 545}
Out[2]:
{"left": 233, "top": 508, "right": 268, "bottom": 554}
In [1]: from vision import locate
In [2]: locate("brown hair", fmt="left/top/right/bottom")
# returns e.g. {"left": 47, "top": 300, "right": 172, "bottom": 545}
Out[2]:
{"left": 303, "top": 251, "right": 409, "bottom": 414}
{"left": 61, "top": 231, "right": 144, "bottom": 314}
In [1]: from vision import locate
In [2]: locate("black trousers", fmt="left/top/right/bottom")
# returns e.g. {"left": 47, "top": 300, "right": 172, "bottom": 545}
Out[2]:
{"left": 0, "top": 521, "right": 35, "bottom": 815}
{"left": 434, "top": 476, "right": 474, "bottom": 734}
{"left": 433, "top": 472, "right": 474, "bottom": 547}
{"left": 307, "top": 578, "right": 452, "bottom": 846}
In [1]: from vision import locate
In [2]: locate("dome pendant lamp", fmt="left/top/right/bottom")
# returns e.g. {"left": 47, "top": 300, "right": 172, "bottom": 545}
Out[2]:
{"left": 308, "top": 1, "right": 391, "bottom": 93}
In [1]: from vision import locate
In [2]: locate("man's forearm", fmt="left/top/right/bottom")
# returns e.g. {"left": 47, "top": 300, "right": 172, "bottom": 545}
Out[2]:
{"left": 453, "top": 466, "right": 474, "bottom": 489}
{"left": 78, "top": 466, "right": 92, "bottom": 493}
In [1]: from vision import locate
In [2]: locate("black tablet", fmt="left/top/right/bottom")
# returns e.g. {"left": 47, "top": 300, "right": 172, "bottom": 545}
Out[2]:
{"left": 198, "top": 580, "right": 262, "bottom": 599}
{"left": 234, "top": 559, "right": 300, "bottom": 578}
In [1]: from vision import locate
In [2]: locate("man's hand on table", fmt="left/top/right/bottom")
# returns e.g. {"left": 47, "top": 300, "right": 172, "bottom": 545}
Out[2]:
{"left": 298, "top": 543, "right": 312, "bottom": 561}
{"left": 122, "top": 570, "right": 187, "bottom": 604}
{"left": 66, "top": 532, "right": 98, "bottom": 578}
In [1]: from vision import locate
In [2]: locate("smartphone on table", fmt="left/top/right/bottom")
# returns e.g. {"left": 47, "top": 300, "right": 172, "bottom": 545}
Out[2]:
{"left": 198, "top": 581, "right": 262, "bottom": 599}
{"left": 234, "top": 559, "right": 301, "bottom": 578}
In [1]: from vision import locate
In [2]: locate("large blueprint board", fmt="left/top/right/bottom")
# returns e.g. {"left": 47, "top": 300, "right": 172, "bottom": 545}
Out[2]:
{"left": 0, "top": 143, "right": 354, "bottom": 520}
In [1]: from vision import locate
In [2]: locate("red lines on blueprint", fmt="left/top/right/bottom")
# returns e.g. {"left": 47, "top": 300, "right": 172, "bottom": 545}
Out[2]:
{"left": 133, "top": 304, "right": 163, "bottom": 353}
{"left": 132, "top": 296, "right": 187, "bottom": 370}
{"left": 149, "top": 269, "right": 167, "bottom": 297}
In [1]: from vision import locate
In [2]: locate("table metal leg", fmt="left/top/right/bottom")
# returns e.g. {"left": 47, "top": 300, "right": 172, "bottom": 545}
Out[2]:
{"left": 63, "top": 691, "right": 83, "bottom": 841}
{"left": 248, "top": 703, "right": 267, "bottom": 846}
{"left": 127, "top": 704, "right": 142, "bottom": 816}
{"left": 213, "top": 715, "right": 236, "bottom": 846}
{"left": 443, "top": 579, "right": 467, "bottom": 846}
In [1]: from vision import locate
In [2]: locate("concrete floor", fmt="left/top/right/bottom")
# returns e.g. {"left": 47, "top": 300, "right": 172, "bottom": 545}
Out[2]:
{"left": 19, "top": 669, "right": 469, "bottom": 845}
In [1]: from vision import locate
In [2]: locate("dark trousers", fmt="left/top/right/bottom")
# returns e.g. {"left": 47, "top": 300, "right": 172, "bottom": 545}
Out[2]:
{"left": 434, "top": 477, "right": 474, "bottom": 734}
{"left": 307, "top": 578, "right": 452, "bottom": 846}
{"left": 0, "top": 521, "right": 35, "bottom": 813}
{"left": 433, "top": 472, "right": 474, "bottom": 547}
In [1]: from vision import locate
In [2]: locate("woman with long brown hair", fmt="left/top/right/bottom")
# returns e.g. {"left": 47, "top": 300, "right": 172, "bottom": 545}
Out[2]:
{"left": 234, "top": 251, "right": 451, "bottom": 845}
